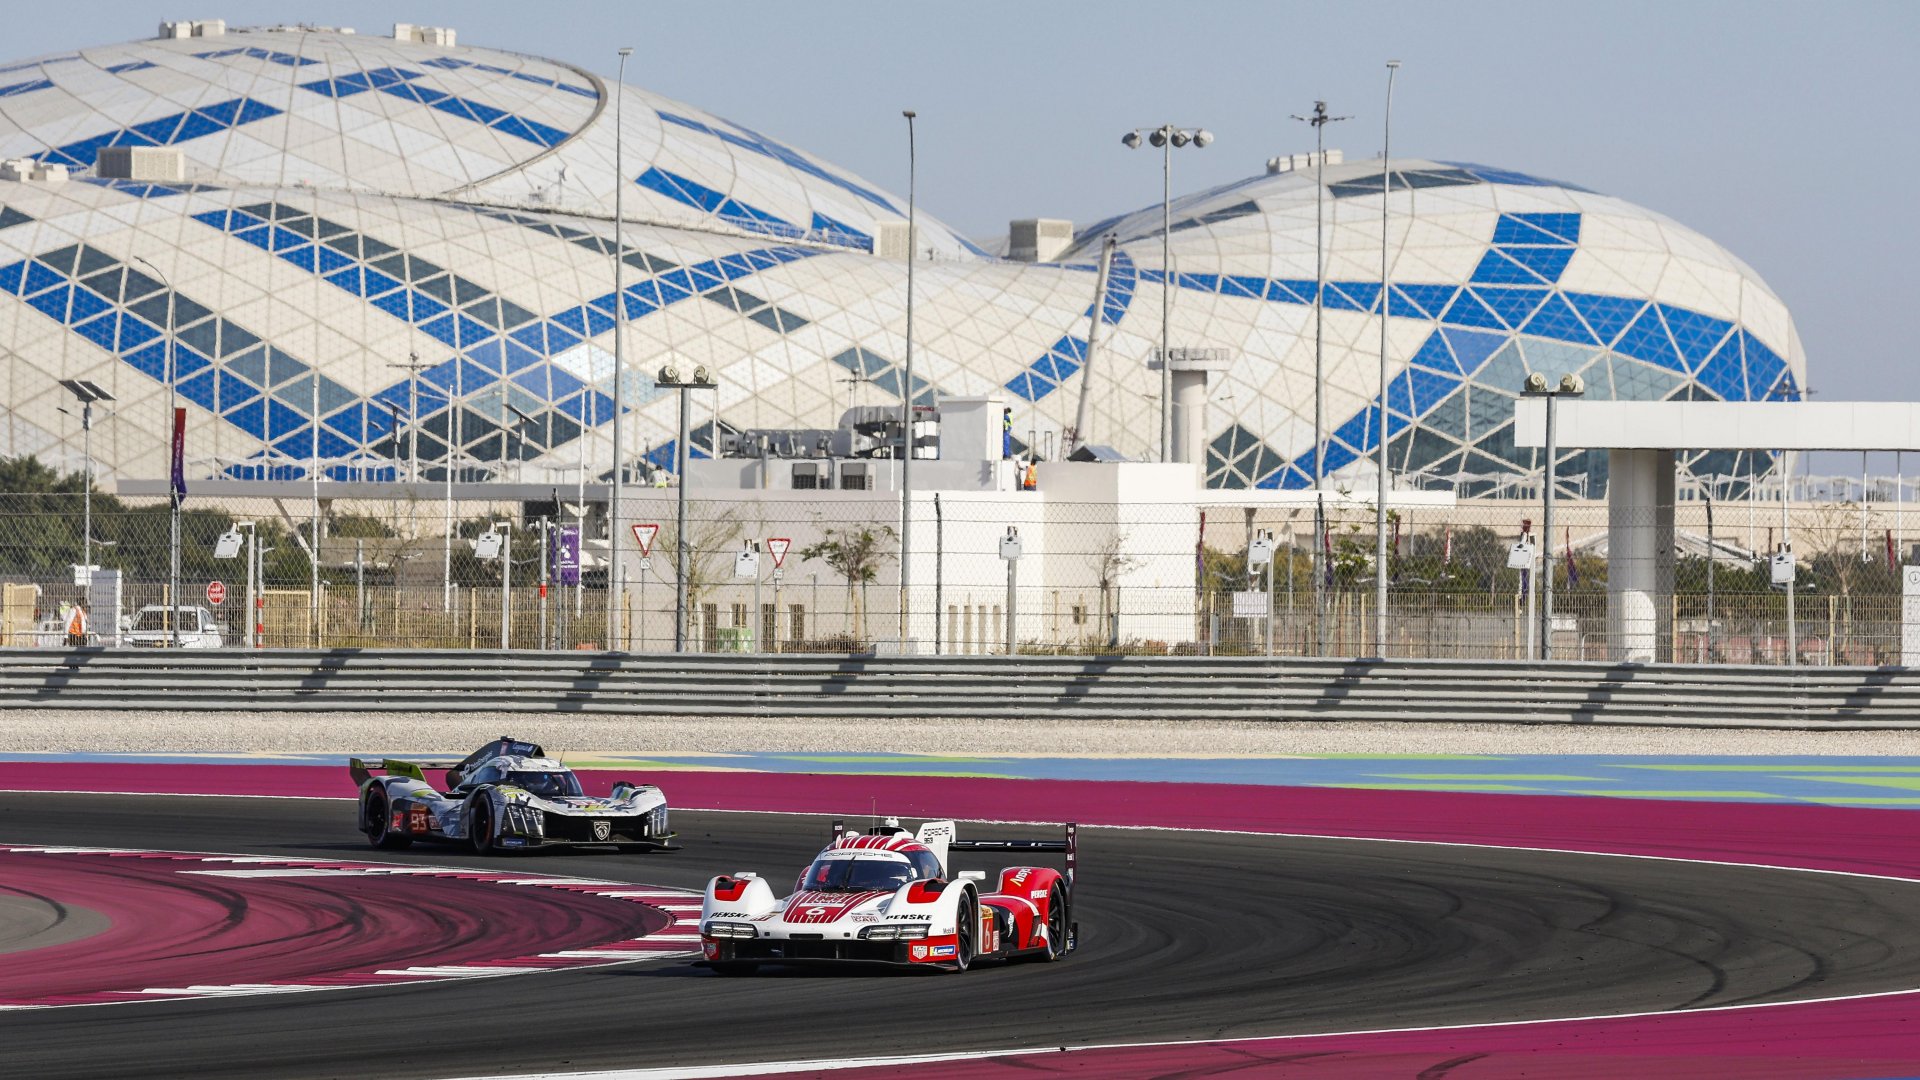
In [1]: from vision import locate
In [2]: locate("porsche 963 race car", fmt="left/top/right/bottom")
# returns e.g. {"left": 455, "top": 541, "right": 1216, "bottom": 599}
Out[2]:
{"left": 699, "top": 817, "right": 1076, "bottom": 973}
{"left": 350, "top": 737, "right": 675, "bottom": 854}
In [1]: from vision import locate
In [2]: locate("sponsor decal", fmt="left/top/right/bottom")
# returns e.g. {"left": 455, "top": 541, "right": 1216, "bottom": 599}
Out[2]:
{"left": 931, "top": 944, "right": 956, "bottom": 957}
{"left": 850, "top": 913, "right": 879, "bottom": 922}
{"left": 702, "top": 941, "right": 720, "bottom": 959}
{"left": 782, "top": 890, "right": 887, "bottom": 924}
{"left": 891, "top": 914, "right": 932, "bottom": 920}
{"left": 591, "top": 820, "right": 612, "bottom": 842}
{"left": 709, "top": 911, "right": 750, "bottom": 919}
{"left": 389, "top": 809, "right": 405, "bottom": 831}
{"left": 1030, "top": 888, "right": 1050, "bottom": 899}
{"left": 1010, "top": 868, "right": 1032, "bottom": 887}
{"left": 910, "top": 945, "right": 928, "bottom": 960}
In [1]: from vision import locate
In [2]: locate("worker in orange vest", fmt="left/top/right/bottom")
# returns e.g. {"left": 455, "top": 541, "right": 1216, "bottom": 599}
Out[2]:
{"left": 64, "top": 602, "right": 89, "bottom": 647}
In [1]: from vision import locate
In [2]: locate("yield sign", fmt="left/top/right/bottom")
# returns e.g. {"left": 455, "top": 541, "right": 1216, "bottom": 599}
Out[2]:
{"left": 632, "top": 523, "right": 660, "bottom": 557}
{"left": 767, "top": 537, "right": 792, "bottom": 569}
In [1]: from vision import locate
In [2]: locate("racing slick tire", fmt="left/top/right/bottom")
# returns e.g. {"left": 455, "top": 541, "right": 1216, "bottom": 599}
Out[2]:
{"left": 951, "top": 895, "right": 976, "bottom": 973}
{"left": 363, "top": 786, "right": 412, "bottom": 850}
{"left": 468, "top": 793, "right": 496, "bottom": 855}
{"left": 1019, "top": 882, "right": 1071, "bottom": 963}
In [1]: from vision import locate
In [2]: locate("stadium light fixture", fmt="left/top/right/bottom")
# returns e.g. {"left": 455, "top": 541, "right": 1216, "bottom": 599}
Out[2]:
{"left": 656, "top": 363, "right": 718, "bottom": 652}
{"left": 1121, "top": 123, "right": 1211, "bottom": 464}
{"left": 1521, "top": 370, "right": 1584, "bottom": 660}
{"left": 1288, "top": 100, "right": 1349, "bottom": 657}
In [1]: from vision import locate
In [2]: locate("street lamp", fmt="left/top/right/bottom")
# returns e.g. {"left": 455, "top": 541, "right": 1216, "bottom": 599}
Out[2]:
{"left": 130, "top": 255, "right": 182, "bottom": 648}
{"left": 1521, "top": 370, "right": 1584, "bottom": 659}
{"left": 899, "top": 108, "right": 917, "bottom": 649}
{"left": 1289, "top": 101, "right": 1350, "bottom": 656}
{"left": 1121, "top": 123, "right": 1212, "bottom": 463}
{"left": 1373, "top": 62, "right": 1401, "bottom": 658}
{"left": 58, "top": 379, "right": 114, "bottom": 594}
{"left": 607, "top": 44, "right": 634, "bottom": 654}
{"left": 657, "top": 362, "right": 718, "bottom": 652}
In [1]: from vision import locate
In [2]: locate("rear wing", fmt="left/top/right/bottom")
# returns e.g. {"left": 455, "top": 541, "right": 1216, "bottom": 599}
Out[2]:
{"left": 833, "top": 819, "right": 1077, "bottom": 893}
{"left": 348, "top": 756, "right": 461, "bottom": 786}
{"left": 953, "top": 823, "right": 1077, "bottom": 892}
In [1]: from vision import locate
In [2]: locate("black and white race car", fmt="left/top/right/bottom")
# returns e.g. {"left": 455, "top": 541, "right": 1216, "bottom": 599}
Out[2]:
{"left": 349, "top": 737, "right": 675, "bottom": 854}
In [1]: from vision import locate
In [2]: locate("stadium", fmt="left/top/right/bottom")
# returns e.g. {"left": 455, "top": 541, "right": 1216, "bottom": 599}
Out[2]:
{"left": 0, "top": 19, "right": 1803, "bottom": 494}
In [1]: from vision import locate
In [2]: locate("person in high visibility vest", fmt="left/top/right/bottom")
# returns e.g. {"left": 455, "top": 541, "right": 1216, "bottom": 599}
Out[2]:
{"left": 64, "top": 602, "right": 89, "bottom": 648}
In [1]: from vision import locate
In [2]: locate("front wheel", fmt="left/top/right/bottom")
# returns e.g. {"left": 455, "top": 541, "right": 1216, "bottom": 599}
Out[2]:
{"left": 950, "top": 898, "right": 975, "bottom": 973}
{"left": 468, "top": 795, "right": 496, "bottom": 855}
{"left": 364, "top": 787, "right": 411, "bottom": 850}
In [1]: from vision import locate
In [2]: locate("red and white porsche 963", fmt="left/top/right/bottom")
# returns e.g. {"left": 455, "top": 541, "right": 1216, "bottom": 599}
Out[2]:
{"left": 698, "top": 818, "right": 1077, "bottom": 973}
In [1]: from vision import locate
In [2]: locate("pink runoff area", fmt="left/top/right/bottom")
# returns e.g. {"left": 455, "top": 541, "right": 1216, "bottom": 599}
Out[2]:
{"left": 5, "top": 762, "right": 1920, "bottom": 1077}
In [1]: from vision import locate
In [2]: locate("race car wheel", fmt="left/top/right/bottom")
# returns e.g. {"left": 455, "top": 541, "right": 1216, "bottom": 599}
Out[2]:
{"left": 468, "top": 795, "right": 496, "bottom": 855}
{"left": 1040, "top": 882, "right": 1069, "bottom": 961}
{"left": 363, "top": 787, "right": 411, "bottom": 850}
{"left": 951, "top": 897, "right": 976, "bottom": 973}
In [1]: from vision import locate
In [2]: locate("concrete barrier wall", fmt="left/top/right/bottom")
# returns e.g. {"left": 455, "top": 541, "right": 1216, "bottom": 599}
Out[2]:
{"left": 2, "top": 649, "right": 1916, "bottom": 728}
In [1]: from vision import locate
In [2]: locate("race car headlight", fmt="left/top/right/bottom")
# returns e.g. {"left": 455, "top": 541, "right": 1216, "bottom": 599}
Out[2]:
{"left": 860, "top": 925, "right": 928, "bottom": 941}
{"left": 502, "top": 804, "right": 544, "bottom": 836}
{"left": 702, "top": 921, "right": 756, "bottom": 939}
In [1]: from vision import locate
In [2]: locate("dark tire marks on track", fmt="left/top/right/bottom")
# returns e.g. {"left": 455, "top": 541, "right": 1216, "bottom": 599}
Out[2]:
{"left": 2, "top": 793, "right": 1920, "bottom": 1079}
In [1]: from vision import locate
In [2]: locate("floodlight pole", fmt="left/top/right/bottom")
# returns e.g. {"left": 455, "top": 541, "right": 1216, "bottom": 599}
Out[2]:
{"left": 608, "top": 45, "right": 633, "bottom": 653}
{"left": 899, "top": 108, "right": 917, "bottom": 649}
{"left": 1121, "top": 124, "right": 1209, "bottom": 463}
{"left": 81, "top": 398, "right": 93, "bottom": 584}
{"left": 1373, "top": 62, "right": 1400, "bottom": 657}
{"left": 135, "top": 256, "right": 182, "bottom": 648}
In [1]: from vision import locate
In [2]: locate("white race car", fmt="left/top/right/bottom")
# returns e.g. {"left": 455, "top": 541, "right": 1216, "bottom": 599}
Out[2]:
{"left": 350, "top": 736, "right": 674, "bottom": 854}
{"left": 699, "top": 818, "right": 1076, "bottom": 973}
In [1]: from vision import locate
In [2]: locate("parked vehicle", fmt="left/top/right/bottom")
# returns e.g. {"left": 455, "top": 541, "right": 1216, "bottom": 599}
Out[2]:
{"left": 121, "top": 605, "right": 224, "bottom": 648}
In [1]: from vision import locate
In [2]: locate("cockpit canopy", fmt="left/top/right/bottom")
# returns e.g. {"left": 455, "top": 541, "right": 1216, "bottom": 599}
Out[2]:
{"left": 800, "top": 849, "right": 942, "bottom": 892}
{"left": 466, "top": 763, "right": 583, "bottom": 798}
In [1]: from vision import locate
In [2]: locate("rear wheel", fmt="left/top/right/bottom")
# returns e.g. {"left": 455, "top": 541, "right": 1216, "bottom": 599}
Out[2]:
{"left": 468, "top": 795, "right": 495, "bottom": 855}
{"left": 1041, "top": 883, "right": 1069, "bottom": 961}
{"left": 363, "top": 787, "right": 410, "bottom": 850}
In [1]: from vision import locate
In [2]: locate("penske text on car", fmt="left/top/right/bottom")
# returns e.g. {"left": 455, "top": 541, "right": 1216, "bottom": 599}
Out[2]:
{"left": 699, "top": 817, "right": 1076, "bottom": 973}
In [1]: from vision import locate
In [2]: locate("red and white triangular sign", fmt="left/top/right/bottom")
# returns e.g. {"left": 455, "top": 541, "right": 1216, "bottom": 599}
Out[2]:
{"left": 767, "top": 537, "right": 791, "bottom": 569}
{"left": 632, "top": 523, "right": 659, "bottom": 557}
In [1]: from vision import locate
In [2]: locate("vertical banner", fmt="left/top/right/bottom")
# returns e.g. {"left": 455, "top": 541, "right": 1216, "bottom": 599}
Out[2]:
{"left": 169, "top": 406, "right": 186, "bottom": 507}
{"left": 554, "top": 524, "right": 581, "bottom": 586}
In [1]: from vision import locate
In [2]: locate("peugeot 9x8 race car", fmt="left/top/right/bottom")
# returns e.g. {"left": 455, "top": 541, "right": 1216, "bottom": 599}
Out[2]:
{"left": 350, "top": 737, "right": 674, "bottom": 854}
{"left": 699, "top": 817, "right": 1076, "bottom": 973}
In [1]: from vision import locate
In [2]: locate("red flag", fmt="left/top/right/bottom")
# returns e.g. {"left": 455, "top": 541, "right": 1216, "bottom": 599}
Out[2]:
{"left": 1564, "top": 526, "right": 1578, "bottom": 587}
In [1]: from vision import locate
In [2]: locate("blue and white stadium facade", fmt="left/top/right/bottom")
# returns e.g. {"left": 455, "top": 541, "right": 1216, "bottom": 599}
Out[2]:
{"left": 0, "top": 23, "right": 1803, "bottom": 491}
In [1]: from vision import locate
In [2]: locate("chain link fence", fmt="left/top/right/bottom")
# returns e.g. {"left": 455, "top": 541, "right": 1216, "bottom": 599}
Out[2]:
{"left": 0, "top": 479, "right": 1911, "bottom": 663}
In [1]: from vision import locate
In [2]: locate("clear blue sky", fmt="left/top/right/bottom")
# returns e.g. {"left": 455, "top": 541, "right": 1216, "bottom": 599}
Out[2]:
{"left": 18, "top": 3, "right": 1920, "bottom": 425}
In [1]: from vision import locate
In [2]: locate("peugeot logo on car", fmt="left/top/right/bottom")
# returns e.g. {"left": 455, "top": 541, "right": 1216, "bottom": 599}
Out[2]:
{"left": 592, "top": 820, "right": 611, "bottom": 842}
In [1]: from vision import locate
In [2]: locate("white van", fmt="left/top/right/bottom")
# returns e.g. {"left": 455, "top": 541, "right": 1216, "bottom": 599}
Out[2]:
{"left": 123, "top": 605, "right": 225, "bottom": 648}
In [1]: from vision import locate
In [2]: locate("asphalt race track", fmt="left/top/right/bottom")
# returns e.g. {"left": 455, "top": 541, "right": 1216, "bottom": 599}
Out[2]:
{"left": 5, "top": 793, "right": 1920, "bottom": 1079}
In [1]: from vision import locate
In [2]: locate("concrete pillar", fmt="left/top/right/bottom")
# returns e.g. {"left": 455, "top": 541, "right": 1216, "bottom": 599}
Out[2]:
{"left": 1171, "top": 369, "right": 1208, "bottom": 466}
{"left": 1607, "top": 448, "right": 1675, "bottom": 662}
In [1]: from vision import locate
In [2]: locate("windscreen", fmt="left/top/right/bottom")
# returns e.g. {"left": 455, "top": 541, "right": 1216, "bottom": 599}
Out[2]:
{"left": 507, "top": 770, "right": 583, "bottom": 798}
{"left": 133, "top": 609, "right": 197, "bottom": 632}
{"left": 800, "top": 856, "right": 916, "bottom": 892}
